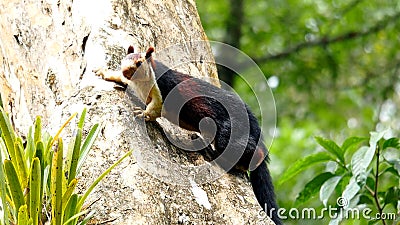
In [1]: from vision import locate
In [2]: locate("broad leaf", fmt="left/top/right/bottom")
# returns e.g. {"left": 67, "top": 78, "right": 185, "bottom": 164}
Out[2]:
{"left": 381, "top": 166, "right": 400, "bottom": 176}
{"left": 382, "top": 137, "right": 399, "bottom": 150}
{"left": 315, "top": 136, "right": 345, "bottom": 165}
{"left": 351, "top": 146, "right": 375, "bottom": 178}
{"left": 279, "top": 151, "right": 334, "bottom": 185}
{"left": 341, "top": 177, "right": 360, "bottom": 208}
{"left": 384, "top": 186, "right": 400, "bottom": 209}
{"left": 369, "top": 131, "right": 385, "bottom": 152}
{"left": 320, "top": 175, "right": 342, "bottom": 206}
{"left": 368, "top": 219, "right": 379, "bottom": 225}
{"left": 295, "top": 172, "right": 335, "bottom": 206}
{"left": 341, "top": 137, "right": 367, "bottom": 153}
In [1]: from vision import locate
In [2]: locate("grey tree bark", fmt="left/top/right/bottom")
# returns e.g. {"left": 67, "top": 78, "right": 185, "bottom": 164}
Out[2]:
{"left": 0, "top": 0, "right": 274, "bottom": 224}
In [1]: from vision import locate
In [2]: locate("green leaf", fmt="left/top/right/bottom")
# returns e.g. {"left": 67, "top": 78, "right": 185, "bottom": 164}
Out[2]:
{"left": 78, "top": 108, "right": 87, "bottom": 130}
{"left": 0, "top": 107, "right": 16, "bottom": 162}
{"left": 0, "top": 139, "right": 9, "bottom": 224}
{"left": 341, "top": 137, "right": 367, "bottom": 153}
{"left": 358, "top": 194, "right": 373, "bottom": 205}
{"left": 63, "top": 209, "right": 88, "bottom": 225}
{"left": 0, "top": 92, "right": 3, "bottom": 109}
{"left": 328, "top": 214, "right": 342, "bottom": 225}
{"left": 35, "top": 141, "right": 45, "bottom": 214}
{"left": 295, "top": 172, "right": 335, "bottom": 206}
{"left": 50, "top": 112, "right": 78, "bottom": 148}
{"left": 76, "top": 150, "right": 132, "bottom": 210}
{"left": 34, "top": 116, "right": 42, "bottom": 144}
{"left": 62, "top": 179, "right": 78, "bottom": 212}
{"left": 351, "top": 146, "right": 375, "bottom": 178}
{"left": 279, "top": 151, "right": 334, "bottom": 185}
{"left": 382, "top": 137, "right": 399, "bottom": 150}
{"left": 17, "top": 204, "right": 28, "bottom": 225}
{"left": 367, "top": 219, "right": 379, "bottom": 225}
{"left": 315, "top": 136, "right": 345, "bottom": 165}
{"left": 0, "top": 138, "right": 8, "bottom": 161}
{"left": 320, "top": 175, "right": 342, "bottom": 206}
{"left": 24, "top": 127, "right": 33, "bottom": 167}
{"left": 51, "top": 139, "right": 64, "bottom": 225}
{"left": 14, "top": 139, "right": 28, "bottom": 188}
{"left": 341, "top": 177, "right": 360, "bottom": 207}
{"left": 77, "top": 211, "right": 95, "bottom": 225}
{"left": 29, "top": 158, "right": 41, "bottom": 225}
{"left": 77, "top": 124, "right": 100, "bottom": 174}
{"left": 68, "top": 129, "right": 82, "bottom": 184}
{"left": 381, "top": 165, "right": 400, "bottom": 176}
{"left": 384, "top": 186, "right": 399, "bottom": 209}
{"left": 369, "top": 131, "right": 385, "bottom": 152}
{"left": 4, "top": 160, "right": 25, "bottom": 219}
{"left": 336, "top": 174, "right": 351, "bottom": 194}
{"left": 63, "top": 193, "right": 78, "bottom": 225}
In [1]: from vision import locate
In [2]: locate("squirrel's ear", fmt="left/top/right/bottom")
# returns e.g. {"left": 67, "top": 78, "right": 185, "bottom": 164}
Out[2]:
{"left": 145, "top": 47, "right": 155, "bottom": 59}
{"left": 127, "top": 46, "right": 134, "bottom": 54}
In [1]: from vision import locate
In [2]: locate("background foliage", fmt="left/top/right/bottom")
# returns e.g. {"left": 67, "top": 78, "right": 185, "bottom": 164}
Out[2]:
{"left": 0, "top": 107, "right": 130, "bottom": 225}
{"left": 197, "top": 0, "right": 400, "bottom": 224}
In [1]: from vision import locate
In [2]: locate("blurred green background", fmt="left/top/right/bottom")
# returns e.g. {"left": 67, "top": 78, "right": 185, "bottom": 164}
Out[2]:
{"left": 196, "top": 0, "right": 400, "bottom": 224}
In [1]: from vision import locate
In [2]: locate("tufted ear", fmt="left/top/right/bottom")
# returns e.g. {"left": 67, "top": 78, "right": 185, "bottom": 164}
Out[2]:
{"left": 127, "top": 46, "right": 134, "bottom": 54}
{"left": 145, "top": 47, "right": 155, "bottom": 59}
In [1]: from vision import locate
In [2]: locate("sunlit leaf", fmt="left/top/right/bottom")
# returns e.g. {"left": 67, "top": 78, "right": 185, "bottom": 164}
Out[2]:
{"left": 63, "top": 194, "right": 78, "bottom": 225}
{"left": 382, "top": 137, "right": 399, "bottom": 150}
{"left": 29, "top": 158, "right": 41, "bottom": 225}
{"left": 384, "top": 186, "right": 400, "bottom": 209}
{"left": 295, "top": 172, "right": 334, "bottom": 206}
{"left": 78, "top": 108, "right": 87, "bottom": 130}
{"left": 17, "top": 204, "right": 28, "bottom": 225}
{"left": 77, "top": 124, "right": 100, "bottom": 174}
{"left": 76, "top": 150, "right": 132, "bottom": 210}
{"left": 51, "top": 139, "right": 63, "bottom": 225}
{"left": 68, "top": 129, "right": 82, "bottom": 184}
{"left": 315, "top": 136, "right": 345, "bottom": 165}
{"left": 320, "top": 175, "right": 342, "bottom": 207}
{"left": 341, "top": 177, "right": 360, "bottom": 208}
{"left": 0, "top": 107, "right": 16, "bottom": 161}
{"left": 341, "top": 137, "right": 367, "bottom": 153}
{"left": 351, "top": 146, "right": 374, "bottom": 178}
{"left": 4, "top": 160, "right": 25, "bottom": 219}
{"left": 279, "top": 151, "right": 334, "bottom": 185}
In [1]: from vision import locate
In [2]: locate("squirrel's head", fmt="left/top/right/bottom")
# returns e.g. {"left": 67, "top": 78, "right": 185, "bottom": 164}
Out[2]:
{"left": 121, "top": 46, "right": 155, "bottom": 80}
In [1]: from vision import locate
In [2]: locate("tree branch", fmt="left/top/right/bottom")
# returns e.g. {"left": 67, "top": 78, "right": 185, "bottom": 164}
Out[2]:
{"left": 254, "top": 11, "right": 400, "bottom": 64}
{"left": 373, "top": 145, "right": 387, "bottom": 225}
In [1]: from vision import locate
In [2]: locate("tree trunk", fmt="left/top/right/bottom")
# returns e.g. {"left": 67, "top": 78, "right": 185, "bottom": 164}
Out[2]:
{"left": 0, "top": 0, "right": 274, "bottom": 224}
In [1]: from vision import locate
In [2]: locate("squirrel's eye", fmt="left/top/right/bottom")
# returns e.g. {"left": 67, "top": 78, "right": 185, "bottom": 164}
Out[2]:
{"left": 136, "top": 61, "right": 142, "bottom": 67}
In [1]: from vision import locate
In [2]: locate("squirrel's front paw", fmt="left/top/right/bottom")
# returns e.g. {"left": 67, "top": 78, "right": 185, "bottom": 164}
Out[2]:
{"left": 133, "top": 107, "right": 151, "bottom": 121}
{"left": 92, "top": 67, "right": 107, "bottom": 79}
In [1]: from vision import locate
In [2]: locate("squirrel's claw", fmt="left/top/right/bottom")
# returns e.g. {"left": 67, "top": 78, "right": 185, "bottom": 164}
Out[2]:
{"left": 92, "top": 67, "right": 106, "bottom": 78}
{"left": 133, "top": 107, "right": 151, "bottom": 121}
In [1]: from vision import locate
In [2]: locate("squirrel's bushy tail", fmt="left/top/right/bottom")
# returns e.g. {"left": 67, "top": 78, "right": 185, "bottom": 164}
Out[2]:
{"left": 250, "top": 162, "right": 281, "bottom": 225}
